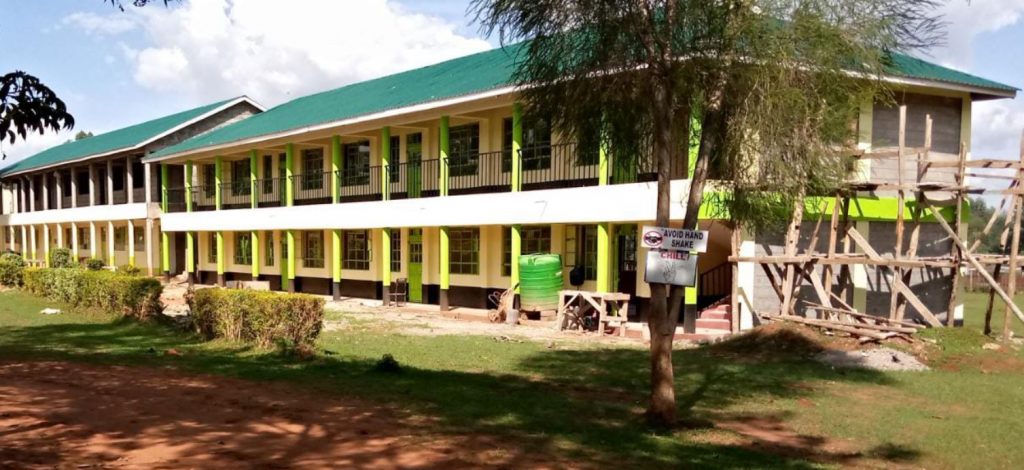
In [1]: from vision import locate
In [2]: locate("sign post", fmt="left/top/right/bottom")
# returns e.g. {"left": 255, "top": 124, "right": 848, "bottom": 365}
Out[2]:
{"left": 641, "top": 225, "right": 709, "bottom": 288}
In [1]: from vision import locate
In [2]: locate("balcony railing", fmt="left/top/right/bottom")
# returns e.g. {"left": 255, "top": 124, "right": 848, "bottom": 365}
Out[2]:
{"left": 192, "top": 185, "right": 216, "bottom": 212}
{"left": 521, "top": 142, "right": 602, "bottom": 190}
{"left": 165, "top": 188, "right": 187, "bottom": 213}
{"left": 339, "top": 167, "right": 383, "bottom": 203}
{"left": 292, "top": 173, "right": 332, "bottom": 206}
{"left": 388, "top": 159, "right": 441, "bottom": 200}
{"left": 255, "top": 177, "right": 287, "bottom": 208}
{"left": 220, "top": 181, "right": 253, "bottom": 210}
{"left": 448, "top": 150, "right": 511, "bottom": 196}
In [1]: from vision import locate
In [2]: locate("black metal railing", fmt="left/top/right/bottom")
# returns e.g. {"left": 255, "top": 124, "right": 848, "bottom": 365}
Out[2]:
{"left": 255, "top": 177, "right": 287, "bottom": 208}
{"left": 164, "top": 187, "right": 187, "bottom": 213}
{"left": 448, "top": 150, "right": 511, "bottom": 196}
{"left": 292, "top": 173, "right": 331, "bottom": 206}
{"left": 698, "top": 262, "right": 732, "bottom": 310}
{"left": 388, "top": 159, "right": 441, "bottom": 200}
{"left": 191, "top": 185, "right": 216, "bottom": 211}
{"left": 220, "top": 181, "right": 252, "bottom": 210}
{"left": 610, "top": 149, "right": 688, "bottom": 184}
{"left": 520, "top": 142, "right": 602, "bottom": 190}
{"left": 338, "top": 167, "right": 383, "bottom": 202}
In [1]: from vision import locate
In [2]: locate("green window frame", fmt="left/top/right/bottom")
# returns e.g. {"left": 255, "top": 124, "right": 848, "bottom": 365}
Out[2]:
{"left": 301, "top": 149, "right": 324, "bottom": 190}
{"left": 343, "top": 230, "right": 370, "bottom": 270}
{"left": 502, "top": 225, "right": 551, "bottom": 276}
{"left": 265, "top": 231, "right": 275, "bottom": 266}
{"left": 134, "top": 225, "right": 144, "bottom": 252}
{"left": 449, "top": 227, "right": 480, "bottom": 275}
{"left": 208, "top": 232, "right": 217, "bottom": 263}
{"left": 231, "top": 159, "right": 251, "bottom": 196}
{"left": 389, "top": 135, "right": 401, "bottom": 183}
{"left": 303, "top": 230, "right": 324, "bottom": 268}
{"left": 234, "top": 232, "right": 252, "bottom": 266}
{"left": 406, "top": 133, "right": 422, "bottom": 163}
{"left": 448, "top": 124, "right": 479, "bottom": 177}
{"left": 502, "top": 115, "right": 552, "bottom": 172}
{"left": 342, "top": 141, "right": 371, "bottom": 187}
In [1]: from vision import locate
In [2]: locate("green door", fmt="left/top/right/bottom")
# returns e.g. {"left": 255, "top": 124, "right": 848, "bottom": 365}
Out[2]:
{"left": 408, "top": 229, "right": 423, "bottom": 303}
{"left": 407, "top": 133, "right": 423, "bottom": 198}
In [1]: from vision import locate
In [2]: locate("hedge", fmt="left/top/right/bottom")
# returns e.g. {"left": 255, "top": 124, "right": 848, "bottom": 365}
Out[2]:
{"left": 189, "top": 288, "right": 324, "bottom": 348}
{"left": 23, "top": 268, "right": 163, "bottom": 320}
{"left": 0, "top": 252, "right": 27, "bottom": 287}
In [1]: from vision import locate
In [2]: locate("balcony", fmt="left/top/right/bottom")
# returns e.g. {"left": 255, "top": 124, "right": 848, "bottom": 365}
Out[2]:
{"left": 159, "top": 142, "right": 689, "bottom": 214}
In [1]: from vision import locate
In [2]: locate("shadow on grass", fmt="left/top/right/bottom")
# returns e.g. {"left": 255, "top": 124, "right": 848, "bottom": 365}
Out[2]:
{"left": 0, "top": 316, "right": 916, "bottom": 468}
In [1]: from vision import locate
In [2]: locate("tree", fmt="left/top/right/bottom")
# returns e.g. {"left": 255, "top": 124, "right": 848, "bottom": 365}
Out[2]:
{"left": 0, "top": 0, "right": 176, "bottom": 158}
{"left": 473, "top": 0, "right": 943, "bottom": 426}
{"left": 75, "top": 131, "right": 95, "bottom": 141}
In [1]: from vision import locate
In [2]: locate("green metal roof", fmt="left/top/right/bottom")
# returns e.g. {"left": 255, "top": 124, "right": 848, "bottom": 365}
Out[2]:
{"left": 0, "top": 97, "right": 249, "bottom": 177}
{"left": 134, "top": 43, "right": 1013, "bottom": 161}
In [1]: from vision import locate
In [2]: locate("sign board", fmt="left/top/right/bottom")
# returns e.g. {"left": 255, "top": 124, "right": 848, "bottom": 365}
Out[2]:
{"left": 641, "top": 226, "right": 709, "bottom": 253}
{"left": 644, "top": 250, "right": 698, "bottom": 287}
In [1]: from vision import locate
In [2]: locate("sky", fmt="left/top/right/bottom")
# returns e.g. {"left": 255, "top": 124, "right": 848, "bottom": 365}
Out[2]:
{"left": 2, "top": 0, "right": 1024, "bottom": 178}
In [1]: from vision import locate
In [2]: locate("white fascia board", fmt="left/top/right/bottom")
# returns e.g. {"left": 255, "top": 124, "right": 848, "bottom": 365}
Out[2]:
{"left": 145, "top": 87, "right": 518, "bottom": 164}
{"left": 2, "top": 96, "right": 261, "bottom": 178}
{"left": 0, "top": 203, "right": 150, "bottom": 226}
{"left": 160, "top": 180, "right": 692, "bottom": 232}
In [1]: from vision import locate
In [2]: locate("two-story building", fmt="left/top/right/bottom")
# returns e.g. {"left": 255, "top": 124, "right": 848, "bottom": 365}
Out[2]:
{"left": 0, "top": 97, "right": 263, "bottom": 274}
{"left": 1, "top": 43, "right": 1016, "bottom": 333}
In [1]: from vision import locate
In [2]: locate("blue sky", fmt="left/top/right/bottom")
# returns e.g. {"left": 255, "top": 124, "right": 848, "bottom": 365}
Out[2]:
{"left": 1, "top": 0, "right": 1022, "bottom": 171}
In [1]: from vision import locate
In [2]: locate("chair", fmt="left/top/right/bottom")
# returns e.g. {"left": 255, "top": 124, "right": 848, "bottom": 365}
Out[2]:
{"left": 389, "top": 278, "right": 408, "bottom": 307}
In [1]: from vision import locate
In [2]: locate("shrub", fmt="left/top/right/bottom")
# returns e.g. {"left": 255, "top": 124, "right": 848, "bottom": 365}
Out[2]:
{"left": 189, "top": 288, "right": 324, "bottom": 348}
{"left": 117, "top": 265, "right": 141, "bottom": 276}
{"left": 23, "top": 268, "right": 163, "bottom": 320}
{"left": 84, "top": 258, "right": 105, "bottom": 271}
{"left": 49, "top": 248, "right": 75, "bottom": 268}
{"left": 0, "top": 253, "right": 27, "bottom": 287}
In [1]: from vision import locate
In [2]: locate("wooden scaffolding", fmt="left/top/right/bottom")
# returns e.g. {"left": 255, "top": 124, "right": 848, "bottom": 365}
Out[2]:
{"left": 729, "top": 106, "right": 1024, "bottom": 342}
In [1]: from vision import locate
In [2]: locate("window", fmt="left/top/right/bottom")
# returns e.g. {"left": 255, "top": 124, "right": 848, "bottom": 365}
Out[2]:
{"left": 231, "top": 159, "right": 251, "bottom": 196}
{"left": 132, "top": 159, "right": 145, "bottom": 189}
{"left": 280, "top": 236, "right": 288, "bottom": 269}
{"left": 78, "top": 228, "right": 88, "bottom": 250}
{"left": 301, "top": 149, "right": 324, "bottom": 190}
{"left": 448, "top": 124, "right": 479, "bottom": 177}
{"left": 390, "top": 229, "right": 401, "bottom": 272}
{"left": 76, "top": 170, "right": 89, "bottom": 195}
{"left": 134, "top": 225, "right": 144, "bottom": 252}
{"left": 303, "top": 231, "right": 324, "bottom": 268}
{"left": 449, "top": 228, "right": 479, "bottom": 275}
{"left": 503, "top": 116, "right": 552, "bottom": 171}
{"left": 389, "top": 135, "right": 400, "bottom": 183}
{"left": 265, "top": 231, "right": 275, "bottom": 266}
{"left": 114, "top": 227, "right": 126, "bottom": 251}
{"left": 112, "top": 165, "right": 125, "bottom": 191}
{"left": 872, "top": 93, "right": 962, "bottom": 154}
{"left": 576, "top": 126, "right": 601, "bottom": 166}
{"left": 564, "top": 225, "right": 598, "bottom": 281}
{"left": 234, "top": 232, "right": 252, "bottom": 265}
{"left": 409, "top": 228, "right": 423, "bottom": 264}
{"left": 343, "top": 230, "right": 370, "bottom": 270}
{"left": 203, "top": 165, "right": 216, "bottom": 197}
{"left": 262, "top": 155, "right": 274, "bottom": 194}
{"left": 342, "top": 141, "right": 371, "bottom": 186}
{"left": 502, "top": 225, "right": 551, "bottom": 276}
{"left": 208, "top": 233, "right": 217, "bottom": 263}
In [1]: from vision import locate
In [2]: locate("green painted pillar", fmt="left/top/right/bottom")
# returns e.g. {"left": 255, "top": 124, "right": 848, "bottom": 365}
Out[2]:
{"left": 381, "top": 127, "right": 391, "bottom": 200}
{"left": 438, "top": 116, "right": 450, "bottom": 311}
{"left": 214, "top": 156, "right": 225, "bottom": 286}
{"left": 251, "top": 230, "right": 260, "bottom": 279}
{"left": 285, "top": 145, "right": 296, "bottom": 292}
{"left": 127, "top": 223, "right": 135, "bottom": 267}
{"left": 511, "top": 224, "right": 522, "bottom": 294}
{"left": 331, "top": 136, "right": 341, "bottom": 204}
{"left": 185, "top": 161, "right": 195, "bottom": 285}
{"left": 249, "top": 151, "right": 259, "bottom": 280}
{"left": 160, "top": 164, "right": 170, "bottom": 279}
{"left": 331, "top": 136, "right": 342, "bottom": 300}
{"left": 596, "top": 223, "right": 610, "bottom": 293}
{"left": 286, "top": 229, "right": 296, "bottom": 293}
{"left": 511, "top": 103, "right": 523, "bottom": 192}
{"left": 285, "top": 144, "right": 295, "bottom": 207}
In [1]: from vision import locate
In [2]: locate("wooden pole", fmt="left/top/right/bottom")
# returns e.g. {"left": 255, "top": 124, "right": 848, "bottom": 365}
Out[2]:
{"left": 948, "top": 139, "right": 967, "bottom": 326}
{"left": 780, "top": 195, "right": 806, "bottom": 316}
{"left": 1003, "top": 131, "right": 1024, "bottom": 341}
{"left": 890, "top": 105, "right": 907, "bottom": 321}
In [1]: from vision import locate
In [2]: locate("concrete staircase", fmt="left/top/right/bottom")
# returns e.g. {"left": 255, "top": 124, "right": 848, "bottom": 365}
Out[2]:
{"left": 696, "top": 303, "right": 733, "bottom": 336}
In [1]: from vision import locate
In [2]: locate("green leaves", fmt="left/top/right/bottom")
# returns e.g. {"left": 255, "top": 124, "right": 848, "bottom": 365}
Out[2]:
{"left": 0, "top": 72, "right": 75, "bottom": 148}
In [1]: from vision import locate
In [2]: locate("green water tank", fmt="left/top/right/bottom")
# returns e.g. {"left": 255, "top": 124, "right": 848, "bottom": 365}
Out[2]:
{"left": 518, "top": 253, "right": 563, "bottom": 312}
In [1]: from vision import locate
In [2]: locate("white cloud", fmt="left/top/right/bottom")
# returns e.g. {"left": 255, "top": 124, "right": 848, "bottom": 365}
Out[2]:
{"left": 61, "top": 12, "right": 138, "bottom": 36}
{"left": 95, "top": 0, "right": 491, "bottom": 106}
{"left": 0, "top": 131, "right": 75, "bottom": 168}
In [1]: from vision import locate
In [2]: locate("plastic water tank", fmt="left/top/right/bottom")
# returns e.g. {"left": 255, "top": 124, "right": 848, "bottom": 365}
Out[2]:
{"left": 518, "top": 253, "right": 563, "bottom": 312}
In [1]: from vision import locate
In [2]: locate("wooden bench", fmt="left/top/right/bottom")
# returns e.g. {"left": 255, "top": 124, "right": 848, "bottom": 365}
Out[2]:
{"left": 555, "top": 290, "right": 631, "bottom": 336}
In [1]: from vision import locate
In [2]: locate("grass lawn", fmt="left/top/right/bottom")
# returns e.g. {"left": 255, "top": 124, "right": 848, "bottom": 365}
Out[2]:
{"left": 1, "top": 289, "right": 1022, "bottom": 468}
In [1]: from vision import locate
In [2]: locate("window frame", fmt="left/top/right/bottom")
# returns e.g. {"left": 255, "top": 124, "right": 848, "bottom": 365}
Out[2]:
{"left": 502, "top": 115, "right": 552, "bottom": 172}
{"left": 448, "top": 227, "right": 480, "bottom": 275}
{"left": 301, "top": 148, "right": 325, "bottom": 190}
{"left": 234, "top": 232, "right": 253, "bottom": 266}
{"left": 343, "top": 230, "right": 370, "bottom": 270}
{"left": 390, "top": 228, "right": 401, "bottom": 272}
{"left": 231, "top": 159, "right": 252, "bottom": 196}
{"left": 341, "top": 141, "right": 371, "bottom": 187}
{"left": 448, "top": 123, "right": 480, "bottom": 177}
{"left": 502, "top": 225, "right": 551, "bottom": 276}
{"left": 302, "top": 230, "right": 324, "bottom": 268}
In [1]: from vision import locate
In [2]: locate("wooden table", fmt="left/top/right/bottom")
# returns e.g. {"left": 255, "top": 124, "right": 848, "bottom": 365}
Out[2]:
{"left": 555, "top": 290, "right": 631, "bottom": 336}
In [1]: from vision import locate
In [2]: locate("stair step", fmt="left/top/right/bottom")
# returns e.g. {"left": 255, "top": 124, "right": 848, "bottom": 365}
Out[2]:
{"left": 696, "top": 318, "right": 731, "bottom": 330}
{"left": 700, "top": 311, "right": 732, "bottom": 321}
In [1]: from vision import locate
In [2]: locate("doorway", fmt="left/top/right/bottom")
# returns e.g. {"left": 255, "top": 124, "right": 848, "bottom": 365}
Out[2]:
{"left": 408, "top": 229, "right": 423, "bottom": 303}
{"left": 616, "top": 225, "right": 637, "bottom": 297}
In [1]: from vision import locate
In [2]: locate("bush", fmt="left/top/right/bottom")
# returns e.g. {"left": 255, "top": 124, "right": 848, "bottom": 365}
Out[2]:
{"left": 23, "top": 268, "right": 163, "bottom": 320}
{"left": 189, "top": 288, "right": 324, "bottom": 348}
{"left": 0, "top": 253, "right": 27, "bottom": 287}
{"left": 49, "top": 248, "right": 75, "bottom": 268}
{"left": 117, "top": 265, "right": 141, "bottom": 276}
{"left": 84, "top": 258, "right": 105, "bottom": 271}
